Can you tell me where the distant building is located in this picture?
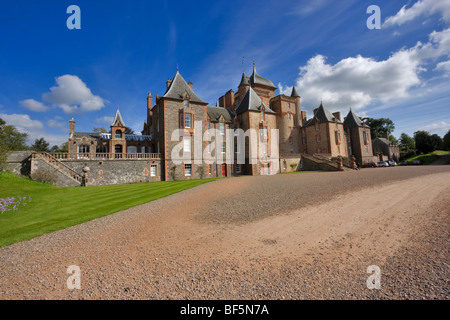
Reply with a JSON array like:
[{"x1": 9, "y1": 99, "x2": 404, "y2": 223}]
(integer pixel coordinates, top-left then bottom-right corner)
[
  {"x1": 372, "y1": 134, "x2": 400, "y2": 162},
  {"x1": 343, "y1": 109, "x2": 374, "y2": 165}
]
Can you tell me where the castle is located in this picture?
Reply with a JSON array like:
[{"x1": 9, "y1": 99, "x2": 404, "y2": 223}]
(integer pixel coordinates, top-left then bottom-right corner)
[{"x1": 26, "y1": 64, "x2": 379, "y2": 186}]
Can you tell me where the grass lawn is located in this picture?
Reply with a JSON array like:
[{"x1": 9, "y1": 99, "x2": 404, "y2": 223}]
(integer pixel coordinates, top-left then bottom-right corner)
[
  {"x1": 406, "y1": 150, "x2": 450, "y2": 165},
  {"x1": 0, "y1": 172, "x2": 218, "y2": 248}
]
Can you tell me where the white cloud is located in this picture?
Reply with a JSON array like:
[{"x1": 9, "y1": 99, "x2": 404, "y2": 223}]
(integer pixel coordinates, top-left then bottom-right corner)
[
  {"x1": 96, "y1": 116, "x2": 114, "y2": 124},
  {"x1": 280, "y1": 24, "x2": 450, "y2": 116},
  {"x1": 19, "y1": 99, "x2": 49, "y2": 112},
  {"x1": 47, "y1": 116, "x2": 67, "y2": 132},
  {"x1": 42, "y1": 75, "x2": 106, "y2": 114},
  {"x1": 384, "y1": 0, "x2": 450, "y2": 28},
  {"x1": 0, "y1": 112, "x2": 67, "y2": 146},
  {"x1": 0, "y1": 113, "x2": 44, "y2": 133},
  {"x1": 419, "y1": 121, "x2": 450, "y2": 134}
]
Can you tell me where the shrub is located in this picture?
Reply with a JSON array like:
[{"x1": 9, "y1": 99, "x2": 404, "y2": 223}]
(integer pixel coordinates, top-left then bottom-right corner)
[
  {"x1": 30, "y1": 170, "x2": 57, "y2": 185},
  {"x1": 197, "y1": 166, "x2": 205, "y2": 179}
]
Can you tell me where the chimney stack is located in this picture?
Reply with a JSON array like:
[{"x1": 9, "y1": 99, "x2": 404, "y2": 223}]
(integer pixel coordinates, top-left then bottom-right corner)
[
  {"x1": 333, "y1": 112, "x2": 341, "y2": 121},
  {"x1": 166, "y1": 79, "x2": 172, "y2": 89},
  {"x1": 188, "y1": 81, "x2": 193, "y2": 89},
  {"x1": 69, "y1": 118, "x2": 75, "y2": 137}
]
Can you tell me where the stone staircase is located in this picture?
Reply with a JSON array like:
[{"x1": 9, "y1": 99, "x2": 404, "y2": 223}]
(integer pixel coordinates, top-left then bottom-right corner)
[
  {"x1": 302, "y1": 153, "x2": 352, "y2": 171},
  {"x1": 32, "y1": 152, "x2": 83, "y2": 185}
]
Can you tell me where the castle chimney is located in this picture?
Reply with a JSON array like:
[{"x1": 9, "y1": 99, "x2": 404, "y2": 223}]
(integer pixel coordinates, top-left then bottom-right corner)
[
  {"x1": 333, "y1": 112, "x2": 341, "y2": 121},
  {"x1": 166, "y1": 79, "x2": 172, "y2": 89},
  {"x1": 69, "y1": 118, "x2": 75, "y2": 137}
]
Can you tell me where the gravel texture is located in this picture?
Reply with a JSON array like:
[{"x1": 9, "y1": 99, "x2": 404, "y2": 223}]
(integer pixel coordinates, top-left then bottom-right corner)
[{"x1": 0, "y1": 165, "x2": 449, "y2": 300}]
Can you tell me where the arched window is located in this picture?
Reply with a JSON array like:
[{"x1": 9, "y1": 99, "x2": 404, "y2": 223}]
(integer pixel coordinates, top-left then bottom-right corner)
[{"x1": 78, "y1": 145, "x2": 90, "y2": 153}]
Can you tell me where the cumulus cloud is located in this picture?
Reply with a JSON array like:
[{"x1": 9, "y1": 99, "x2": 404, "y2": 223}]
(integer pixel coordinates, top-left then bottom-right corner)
[
  {"x1": 0, "y1": 112, "x2": 67, "y2": 146},
  {"x1": 42, "y1": 75, "x2": 106, "y2": 114},
  {"x1": 279, "y1": 48, "x2": 423, "y2": 113},
  {"x1": 383, "y1": 0, "x2": 450, "y2": 27},
  {"x1": 19, "y1": 99, "x2": 49, "y2": 112},
  {"x1": 419, "y1": 121, "x2": 450, "y2": 134},
  {"x1": 280, "y1": 25, "x2": 450, "y2": 115}
]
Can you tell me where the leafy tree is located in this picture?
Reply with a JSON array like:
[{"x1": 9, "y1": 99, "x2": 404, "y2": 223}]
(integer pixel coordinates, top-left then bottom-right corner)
[
  {"x1": 0, "y1": 118, "x2": 28, "y2": 151},
  {"x1": 414, "y1": 131, "x2": 434, "y2": 154},
  {"x1": 389, "y1": 135, "x2": 398, "y2": 144},
  {"x1": 443, "y1": 129, "x2": 450, "y2": 151},
  {"x1": 362, "y1": 117, "x2": 395, "y2": 139},
  {"x1": 0, "y1": 117, "x2": 29, "y2": 171},
  {"x1": 399, "y1": 133, "x2": 415, "y2": 152},
  {"x1": 31, "y1": 137, "x2": 50, "y2": 152},
  {"x1": 93, "y1": 127, "x2": 108, "y2": 133},
  {"x1": 430, "y1": 134, "x2": 443, "y2": 150},
  {"x1": 49, "y1": 142, "x2": 68, "y2": 153}
]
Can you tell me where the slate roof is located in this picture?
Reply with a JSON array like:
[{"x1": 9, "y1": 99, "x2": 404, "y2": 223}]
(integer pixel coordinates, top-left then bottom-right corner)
[
  {"x1": 343, "y1": 109, "x2": 365, "y2": 129},
  {"x1": 249, "y1": 65, "x2": 276, "y2": 89},
  {"x1": 374, "y1": 137, "x2": 393, "y2": 145},
  {"x1": 235, "y1": 87, "x2": 276, "y2": 115},
  {"x1": 207, "y1": 106, "x2": 233, "y2": 123},
  {"x1": 163, "y1": 70, "x2": 207, "y2": 104},
  {"x1": 111, "y1": 107, "x2": 125, "y2": 127},
  {"x1": 239, "y1": 72, "x2": 249, "y2": 86},
  {"x1": 291, "y1": 86, "x2": 300, "y2": 98},
  {"x1": 72, "y1": 132, "x2": 101, "y2": 139},
  {"x1": 305, "y1": 102, "x2": 341, "y2": 127}
]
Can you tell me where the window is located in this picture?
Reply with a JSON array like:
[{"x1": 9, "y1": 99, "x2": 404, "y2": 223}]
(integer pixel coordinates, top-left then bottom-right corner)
[
  {"x1": 335, "y1": 131, "x2": 341, "y2": 144},
  {"x1": 185, "y1": 164, "x2": 192, "y2": 176},
  {"x1": 179, "y1": 113, "x2": 184, "y2": 128},
  {"x1": 261, "y1": 109, "x2": 265, "y2": 121},
  {"x1": 263, "y1": 127, "x2": 268, "y2": 138},
  {"x1": 283, "y1": 161, "x2": 287, "y2": 170},
  {"x1": 184, "y1": 137, "x2": 191, "y2": 153},
  {"x1": 236, "y1": 164, "x2": 242, "y2": 173},
  {"x1": 221, "y1": 142, "x2": 226, "y2": 153},
  {"x1": 184, "y1": 113, "x2": 192, "y2": 128},
  {"x1": 207, "y1": 120, "x2": 210, "y2": 130},
  {"x1": 183, "y1": 99, "x2": 189, "y2": 109},
  {"x1": 288, "y1": 113, "x2": 291, "y2": 120},
  {"x1": 208, "y1": 141, "x2": 211, "y2": 153},
  {"x1": 316, "y1": 135, "x2": 321, "y2": 142},
  {"x1": 127, "y1": 146, "x2": 137, "y2": 154},
  {"x1": 315, "y1": 122, "x2": 319, "y2": 131},
  {"x1": 317, "y1": 148, "x2": 321, "y2": 154},
  {"x1": 262, "y1": 143, "x2": 268, "y2": 154},
  {"x1": 78, "y1": 145, "x2": 90, "y2": 153},
  {"x1": 288, "y1": 103, "x2": 291, "y2": 109},
  {"x1": 363, "y1": 131, "x2": 369, "y2": 145},
  {"x1": 150, "y1": 165, "x2": 157, "y2": 177},
  {"x1": 115, "y1": 130, "x2": 122, "y2": 138},
  {"x1": 208, "y1": 165, "x2": 212, "y2": 175},
  {"x1": 220, "y1": 123, "x2": 225, "y2": 135},
  {"x1": 235, "y1": 138, "x2": 239, "y2": 153}
]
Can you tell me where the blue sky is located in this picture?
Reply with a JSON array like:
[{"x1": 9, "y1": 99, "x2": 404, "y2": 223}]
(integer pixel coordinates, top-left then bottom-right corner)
[{"x1": 1, "y1": 0, "x2": 449, "y2": 146}]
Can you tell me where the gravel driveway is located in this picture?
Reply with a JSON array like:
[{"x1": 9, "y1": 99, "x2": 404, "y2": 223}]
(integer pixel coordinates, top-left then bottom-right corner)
[{"x1": 0, "y1": 165, "x2": 449, "y2": 300}]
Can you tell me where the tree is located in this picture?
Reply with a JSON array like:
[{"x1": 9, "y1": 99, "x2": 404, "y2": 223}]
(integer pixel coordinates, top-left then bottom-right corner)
[
  {"x1": 0, "y1": 118, "x2": 28, "y2": 151},
  {"x1": 362, "y1": 117, "x2": 395, "y2": 139},
  {"x1": 31, "y1": 137, "x2": 50, "y2": 152},
  {"x1": 443, "y1": 129, "x2": 450, "y2": 151},
  {"x1": 399, "y1": 133, "x2": 415, "y2": 152},
  {"x1": 389, "y1": 135, "x2": 398, "y2": 144},
  {"x1": 93, "y1": 127, "x2": 108, "y2": 133},
  {"x1": 0, "y1": 117, "x2": 29, "y2": 171},
  {"x1": 414, "y1": 131, "x2": 434, "y2": 154},
  {"x1": 430, "y1": 134, "x2": 443, "y2": 150}
]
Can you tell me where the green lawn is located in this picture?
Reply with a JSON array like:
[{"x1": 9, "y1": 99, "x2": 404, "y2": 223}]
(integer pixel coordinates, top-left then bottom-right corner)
[
  {"x1": 406, "y1": 150, "x2": 450, "y2": 165},
  {"x1": 0, "y1": 172, "x2": 218, "y2": 248}
]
